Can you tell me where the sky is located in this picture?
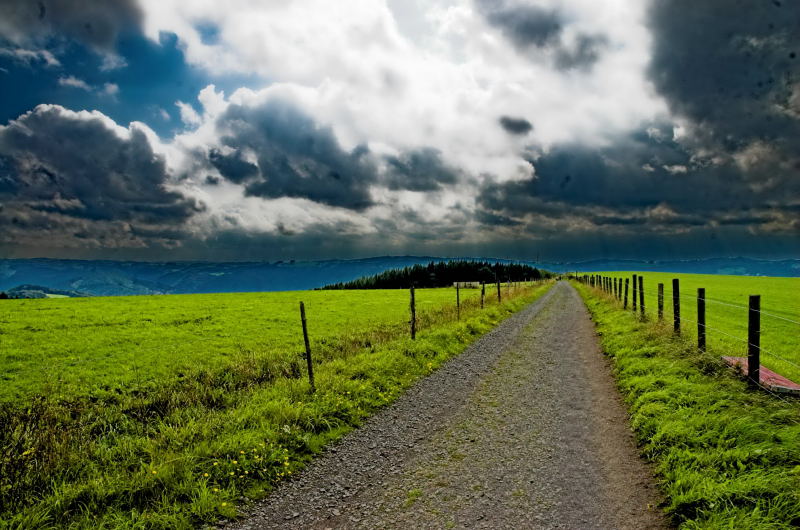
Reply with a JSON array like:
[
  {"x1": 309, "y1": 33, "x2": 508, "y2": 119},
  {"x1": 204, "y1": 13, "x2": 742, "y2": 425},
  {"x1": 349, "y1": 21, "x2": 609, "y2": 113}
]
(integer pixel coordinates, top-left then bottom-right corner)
[{"x1": 0, "y1": 0, "x2": 798, "y2": 262}]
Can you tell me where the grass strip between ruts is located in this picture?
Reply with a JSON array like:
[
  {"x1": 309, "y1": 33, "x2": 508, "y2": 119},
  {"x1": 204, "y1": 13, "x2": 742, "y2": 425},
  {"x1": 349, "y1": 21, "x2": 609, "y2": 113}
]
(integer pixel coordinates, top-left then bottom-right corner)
[{"x1": 574, "y1": 282, "x2": 800, "y2": 529}]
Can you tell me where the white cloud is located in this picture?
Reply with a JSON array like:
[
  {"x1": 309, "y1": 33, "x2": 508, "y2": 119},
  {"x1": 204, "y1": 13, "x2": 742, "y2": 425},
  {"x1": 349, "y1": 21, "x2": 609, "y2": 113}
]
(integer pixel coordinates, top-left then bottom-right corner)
[
  {"x1": 140, "y1": 0, "x2": 664, "y2": 158},
  {"x1": 58, "y1": 75, "x2": 92, "y2": 91},
  {"x1": 0, "y1": 47, "x2": 61, "y2": 67},
  {"x1": 175, "y1": 100, "x2": 202, "y2": 126},
  {"x1": 130, "y1": 0, "x2": 669, "y2": 244},
  {"x1": 57, "y1": 77, "x2": 120, "y2": 98},
  {"x1": 102, "y1": 82, "x2": 120, "y2": 97},
  {"x1": 99, "y1": 53, "x2": 128, "y2": 71}
]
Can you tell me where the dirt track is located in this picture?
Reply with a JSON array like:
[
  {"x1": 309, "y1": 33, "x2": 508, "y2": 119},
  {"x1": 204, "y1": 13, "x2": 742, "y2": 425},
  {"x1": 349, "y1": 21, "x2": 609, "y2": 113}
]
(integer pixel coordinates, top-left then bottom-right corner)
[{"x1": 226, "y1": 282, "x2": 667, "y2": 529}]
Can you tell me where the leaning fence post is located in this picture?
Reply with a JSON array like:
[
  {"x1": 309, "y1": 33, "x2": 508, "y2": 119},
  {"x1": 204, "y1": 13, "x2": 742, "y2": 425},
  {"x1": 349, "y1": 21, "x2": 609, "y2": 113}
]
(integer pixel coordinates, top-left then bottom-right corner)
[
  {"x1": 672, "y1": 278, "x2": 680, "y2": 334},
  {"x1": 299, "y1": 302, "x2": 316, "y2": 393},
  {"x1": 748, "y1": 295, "x2": 761, "y2": 388},
  {"x1": 639, "y1": 276, "x2": 645, "y2": 318},
  {"x1": 658, "y1": 283, "x2": 664, "y2": 321},
  {"x1": 410, "y1": 286, "x2": 416, "y2": 340},
  {"x1": 481, "y1": 282, "x2": 485, "y2": 309},
  {"x1": 632, "y1": 274, "x2": 638, "y2": 311},
  {"x1": 624, "y1": 279, "x2": 629, "y2": 309},
  {"x1": 697, "y1": 288, "x2": 706, "y2": 351},
  {"x1": 456, "y1": 282, "x2": 461, "y2": 320}
]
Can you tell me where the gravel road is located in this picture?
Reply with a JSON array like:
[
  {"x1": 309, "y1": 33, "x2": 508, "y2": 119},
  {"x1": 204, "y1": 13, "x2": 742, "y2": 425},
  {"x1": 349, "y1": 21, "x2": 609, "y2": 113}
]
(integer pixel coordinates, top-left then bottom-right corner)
[{"x1": 226, "y1": 282, "x2": 667, "y2": 529}]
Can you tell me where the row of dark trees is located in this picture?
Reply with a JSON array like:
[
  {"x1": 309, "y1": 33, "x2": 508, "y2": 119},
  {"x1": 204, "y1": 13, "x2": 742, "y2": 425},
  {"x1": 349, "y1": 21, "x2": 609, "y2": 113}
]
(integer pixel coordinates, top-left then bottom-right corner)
[{"x1": 322, "y1": 260, "x2": 551, "y2": 290}]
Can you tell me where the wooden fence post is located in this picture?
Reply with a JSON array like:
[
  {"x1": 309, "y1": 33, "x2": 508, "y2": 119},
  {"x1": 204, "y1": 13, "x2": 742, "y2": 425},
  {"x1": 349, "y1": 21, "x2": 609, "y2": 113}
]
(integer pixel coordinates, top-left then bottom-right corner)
[
  {"x1": 481, "y1": 282, "x2": 485, "y2": 309},
  {"x1": 456, "y1": 283, "x2": 461, "y2": 320},
  {"x1": 299, "y1": 302, "x2": 316, "y2": 393},
  {"x1": 697, "y1": 288, "x2": 706, "y2": 351},
  {"x1": 748, "y1": 295, "x2": 761, "y2": 387},
  {"x1": 410, "y1": 286, "x2": 416, "y2": 340},
  {"x1": 638, "y1": 276, "x2": 645, "y2": 318},
  {"x1": 632, "y1": 274, "x2": 637, "y2": 311},
  {"x1": 496, "y1": 279, "x2": 502, "y2": 303},
  {"x1": 672, "y1": 279, "x2": 680, "y2": 334},
  {"x1": 658, "y1": 283, "x2": 664, "y2": 321},
  {"x1": 624, "y1": 279, "x2": 629, "y2": 309}
]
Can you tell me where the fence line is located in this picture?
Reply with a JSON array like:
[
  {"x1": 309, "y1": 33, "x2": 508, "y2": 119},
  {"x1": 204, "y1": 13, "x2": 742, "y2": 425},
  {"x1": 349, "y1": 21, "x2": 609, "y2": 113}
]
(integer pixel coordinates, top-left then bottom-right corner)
[{"x1": 573, "y1": 273, "x2": 800, "y2": 398}]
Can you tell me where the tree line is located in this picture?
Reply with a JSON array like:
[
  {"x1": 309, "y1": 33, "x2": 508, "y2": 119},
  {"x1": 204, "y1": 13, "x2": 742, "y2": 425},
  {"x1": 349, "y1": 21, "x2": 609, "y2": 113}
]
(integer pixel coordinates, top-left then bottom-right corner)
[{"x1": 321, "y1": 260, "x2": 551, "y2": 290}]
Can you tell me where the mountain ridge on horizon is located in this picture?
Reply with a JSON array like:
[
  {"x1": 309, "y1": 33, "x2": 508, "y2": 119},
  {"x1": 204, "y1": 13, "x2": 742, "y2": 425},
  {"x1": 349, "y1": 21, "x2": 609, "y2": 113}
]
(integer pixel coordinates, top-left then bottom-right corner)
[{"x1": 1, "y1": 256, "x2": 798, "y2": 297}]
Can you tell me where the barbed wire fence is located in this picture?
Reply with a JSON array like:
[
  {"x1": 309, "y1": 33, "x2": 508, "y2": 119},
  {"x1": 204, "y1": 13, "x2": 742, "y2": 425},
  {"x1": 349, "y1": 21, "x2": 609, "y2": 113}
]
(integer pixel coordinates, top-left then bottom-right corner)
[{"x1": 574, "y1": 272, "x2": 800, "y2": 402}]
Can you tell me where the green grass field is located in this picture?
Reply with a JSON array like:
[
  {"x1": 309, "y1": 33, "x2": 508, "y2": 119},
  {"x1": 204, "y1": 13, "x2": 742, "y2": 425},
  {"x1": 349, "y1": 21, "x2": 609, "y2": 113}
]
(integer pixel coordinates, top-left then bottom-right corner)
[
  {"x1": 0, "y1": 282, "x2": 550, "y2": 528},
  {"x1": 575, "y1": 282, "x2": 800, "y2": 528},
  {"x1": 0, "y1": 287, "x2": 487, "y2": 402},
  {"x1": 593, "y1": 272, "x2": 800, "y2": 384}
]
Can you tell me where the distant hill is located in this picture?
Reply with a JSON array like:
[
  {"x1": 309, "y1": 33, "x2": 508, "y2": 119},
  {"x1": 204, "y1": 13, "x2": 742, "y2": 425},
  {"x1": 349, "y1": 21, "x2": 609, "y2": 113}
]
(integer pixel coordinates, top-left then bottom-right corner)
[
  {"x1": 3, "y1": 284, "x2": 90, "y2": 299},
  {"x1": 557, "y1": 257, "x2": 800, "y2": 277},
  {"x1": 0, "y1": 256, "x2": 797, "y2": 297},
  {"x1": 322, "y1": 260, "x2": 552, "y2": 289}
]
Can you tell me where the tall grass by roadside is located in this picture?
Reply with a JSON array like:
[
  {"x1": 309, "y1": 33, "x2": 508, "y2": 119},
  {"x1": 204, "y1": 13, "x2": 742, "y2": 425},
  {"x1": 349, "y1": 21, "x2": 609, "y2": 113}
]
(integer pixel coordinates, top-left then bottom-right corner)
[
  {"x1": 575, "y1": 282, "x2": 800, "y2": 529},
  {"x1": 596, "y1": 272, "x2": 800, "y2": 383},
  {"x1": 1, "y1": 282, "x2": 552, "y2": 529}
]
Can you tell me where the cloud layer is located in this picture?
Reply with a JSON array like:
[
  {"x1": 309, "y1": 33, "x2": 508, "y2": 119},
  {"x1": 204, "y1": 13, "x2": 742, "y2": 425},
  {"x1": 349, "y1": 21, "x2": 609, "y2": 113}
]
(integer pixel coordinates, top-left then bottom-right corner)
[
  {"x1": 0, "y1": 0, "x2": 797, "y2": 260},
  {"x1": 0, "y1": 105, "x2": 200, "y2": 250}
]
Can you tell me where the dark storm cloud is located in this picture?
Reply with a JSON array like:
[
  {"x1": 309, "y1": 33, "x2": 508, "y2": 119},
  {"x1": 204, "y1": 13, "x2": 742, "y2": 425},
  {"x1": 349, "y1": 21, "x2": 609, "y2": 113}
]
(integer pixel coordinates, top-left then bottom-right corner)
[
  {"x1": 384, "y1": 148, "x2": 461, "y2": 191},
  {"x1": 206, "y1": 100, "x2": 468, "y2": 206},
  {"x1": 0, "y1": 0, "x2": 143, "y2": 51},
  {"x1": 554, "y1": 34, "x2": 608, "y2": 71},
  {"x1": 476, "y1": 120, "x2": 800, "y2": 234},
  {"x1": 0, "y1": 104, "x2": 201, "y2": 247},
  {"x1": 475, "y1": 209, "x2": 522, "y2": 227},
  {"x1": 476, "y1": 0, "x2": 606, "y2": 71},
  {"x1": 647, "y1": 0, "x2": 800, "y2": 149},
  {"x1": 210, "y1": 100, "x2": 378, "y2": 210},
  {"x1": 208, "y1": 148, "x2": 259, "y2": 184},
  {"x1": 475, "y1": 0, "x2": 800, "y2": 242},
  {"x1": 478, "y1": 1, "x2": 562, "y2": 49},
  {"x1": 474, "y1": 1, "x2": 800, "y2": 240},
  {"x1": 499, "y1": 116, "x2": 533, "y2": 135}
]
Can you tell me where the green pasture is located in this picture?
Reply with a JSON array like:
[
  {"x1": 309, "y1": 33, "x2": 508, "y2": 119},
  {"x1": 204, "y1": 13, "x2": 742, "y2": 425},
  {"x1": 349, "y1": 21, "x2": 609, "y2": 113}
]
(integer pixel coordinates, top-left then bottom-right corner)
[
  {"x1": 594, "y1": 272, "x2": 800, "y2": 383},
  {"x1": 0, "y1": 286, "x2": 488, "y2": 403},
  {"x1": 0, "y1": 282, "x2": 549, "y2": 528}
]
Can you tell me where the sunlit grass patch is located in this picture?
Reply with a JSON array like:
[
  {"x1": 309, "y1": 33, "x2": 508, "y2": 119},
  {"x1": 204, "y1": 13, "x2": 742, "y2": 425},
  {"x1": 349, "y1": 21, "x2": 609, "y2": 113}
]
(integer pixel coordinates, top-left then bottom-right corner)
[
  {"x1": 575, "y1": 282, "x2": 800, "y2": 529},
  {"x1": 0, "y1": 282, "x2": 551, "y2": 528}
]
